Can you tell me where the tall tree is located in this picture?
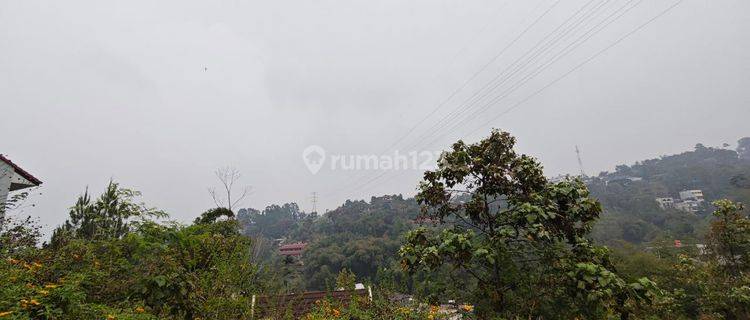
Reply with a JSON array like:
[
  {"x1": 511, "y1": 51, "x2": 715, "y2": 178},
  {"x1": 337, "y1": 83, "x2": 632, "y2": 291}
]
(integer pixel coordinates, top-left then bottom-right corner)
[
  {"x1": 399, "y1": 130, "x2": 655, "y2": 318},
  {"x1": 707, "y1": 200, "x2": 750, "y2": 276},
  {"x1": 50, "y1": 181, "x2": 165, "y2": 247},
  {"x1": 664, "y1": 200, "x2": 750, "y2": 319}
]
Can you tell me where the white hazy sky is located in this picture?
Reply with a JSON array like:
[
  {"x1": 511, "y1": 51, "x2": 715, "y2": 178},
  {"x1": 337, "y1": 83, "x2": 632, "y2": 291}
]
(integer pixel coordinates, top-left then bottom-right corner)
[{"x1": 2, "y1": 0, "x2": 749, "y2": 236}]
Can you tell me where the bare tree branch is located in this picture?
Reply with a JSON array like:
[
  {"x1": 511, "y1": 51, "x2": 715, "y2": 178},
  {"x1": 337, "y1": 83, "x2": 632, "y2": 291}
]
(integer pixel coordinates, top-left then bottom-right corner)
[{"x1": 208, "y1": 166, "x2": 252, "y2": 212}]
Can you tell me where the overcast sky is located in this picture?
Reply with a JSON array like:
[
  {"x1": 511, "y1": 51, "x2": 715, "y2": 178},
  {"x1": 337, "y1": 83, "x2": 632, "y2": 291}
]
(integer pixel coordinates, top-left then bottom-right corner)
[{"x1": 2, "y1": 0, "x2": 748, "y2": 235}]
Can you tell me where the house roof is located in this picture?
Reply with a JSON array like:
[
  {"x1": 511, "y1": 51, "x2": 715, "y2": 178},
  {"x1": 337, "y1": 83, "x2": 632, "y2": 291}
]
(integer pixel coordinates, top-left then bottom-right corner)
[
  {"x1": 0, "y1": 154, "x2": 42, "y2": 185},
  {"x1": 255, "y1": 289, "x2": 368, "y2": 318},
  {"x1": 280, "y1": 242, "x2": 307, "y2": 250}
]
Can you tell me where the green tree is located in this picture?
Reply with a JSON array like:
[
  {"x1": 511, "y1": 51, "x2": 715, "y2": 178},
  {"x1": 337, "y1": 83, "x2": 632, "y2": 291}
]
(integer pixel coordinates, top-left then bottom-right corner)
[
  {"x1": 707, "y1": 200, "x2": 750, "y2": 275},
  {"x1": 238, "y1": 203, "x2": 304, "y2": 239},
  {"x1": 700, "y1": 200, "x2": 750, "y2": 318},
  {"x1": 335, "y1": 268, "x2": 357, "y2": 290},
  {"x1": 194, "y1": 207, "x2": 234, "y2": 224},
  {"x1": 399, "y1": 130, "x2": 656, "y2": 318},
  {"x1": 50, "y1": 181, "x2": 166, "y2": 247}
]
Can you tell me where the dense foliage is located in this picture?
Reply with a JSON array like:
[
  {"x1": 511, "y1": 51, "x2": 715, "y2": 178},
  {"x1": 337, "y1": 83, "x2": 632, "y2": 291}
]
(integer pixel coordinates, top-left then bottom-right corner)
[
  {"x1": 300, "y1": 196, "x2": 418, "y2": 290},
  {"x1": 2, "y1": 184, "x2": 263, "y2": 319}
]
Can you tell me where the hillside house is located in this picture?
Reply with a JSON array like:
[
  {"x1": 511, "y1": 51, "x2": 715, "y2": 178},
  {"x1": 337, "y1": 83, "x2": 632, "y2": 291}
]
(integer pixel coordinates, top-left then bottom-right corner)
[
  {"x1": 279, "y1": 242, "x2": 307, "y2": 257},
  {"x1": 679, "y1": 190, "x2": 705, "y2": 203},
  {"x1": 655, "y1": 197, "x2": 675, "y2": 210},
  {"x1": 655, "y1": 189, "x2": 705, "y2": 213}
]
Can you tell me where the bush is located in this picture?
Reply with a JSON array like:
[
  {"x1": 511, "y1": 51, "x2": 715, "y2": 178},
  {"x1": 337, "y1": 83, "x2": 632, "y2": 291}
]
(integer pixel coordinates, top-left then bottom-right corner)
[{"x1": 1, "y1": 219, "x2": 262, "y2": 319}]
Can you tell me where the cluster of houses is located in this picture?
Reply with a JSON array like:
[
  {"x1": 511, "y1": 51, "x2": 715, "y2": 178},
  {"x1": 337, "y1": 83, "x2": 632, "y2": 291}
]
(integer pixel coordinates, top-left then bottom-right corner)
[{"x1": 655, "y1": 190, "x2": 705, "y2": 213}]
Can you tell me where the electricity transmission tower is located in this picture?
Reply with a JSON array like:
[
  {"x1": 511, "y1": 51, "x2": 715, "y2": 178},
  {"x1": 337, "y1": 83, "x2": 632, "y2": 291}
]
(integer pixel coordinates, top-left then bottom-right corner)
[
  {"x1": 575, "y1": 145, "x2": 586, "y2": 177},
  {"x1": 310, "y1": 192, "x2": 318, "y2": 214}
]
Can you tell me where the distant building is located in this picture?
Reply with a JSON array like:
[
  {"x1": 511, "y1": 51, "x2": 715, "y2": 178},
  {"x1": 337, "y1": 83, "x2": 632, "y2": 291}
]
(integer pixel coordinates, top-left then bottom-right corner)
[
  {"x1": 656, "y1": 189, "x2": 705, "y2": 213},
  {"x1": 655, "y1": 197, "x2": 675, "y2": 210},
  {"x1": 279, "y1": 242, "x2": 307, "y2": 257},
  {"x1": 1, "y1": 155, "x2": 42, "y2": 216},
  {"x1": 679, "y1": 190, "x2": 705, "y2": 203},
  {"x1": 675, "y1": 200, "x2": 702, "y2": 213},
  {"x1": 602, "y1": 175, "x2": 642, "y2": 186}
]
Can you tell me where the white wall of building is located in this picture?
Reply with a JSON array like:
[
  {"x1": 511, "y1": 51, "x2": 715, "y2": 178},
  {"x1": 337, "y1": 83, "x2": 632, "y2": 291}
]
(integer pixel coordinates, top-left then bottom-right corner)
[
  {"x1": 679, "y1": 190, "x2": 705, "y2": 202},
  {"x1": 655, "y1": 197, "x2": 675, "y2": 209},
  {"x1": 0, "y1": 161, "x2": 12, "y2": 216},
  {"x1": 0, "y1": 160, "x2": 39, "y2": 217}
]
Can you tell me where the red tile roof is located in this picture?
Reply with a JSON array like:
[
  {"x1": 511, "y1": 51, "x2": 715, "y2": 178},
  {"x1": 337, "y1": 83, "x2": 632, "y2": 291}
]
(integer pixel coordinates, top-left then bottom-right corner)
[
  {"x1": 279, "y1": 242, "x2": 307, "y2": 256},
  {"x1": 280, "y1": 242, "x2": 307, "y2": 250},
  {"x1": 0, "y1": 154, "x2": 42, "y2": 185}
]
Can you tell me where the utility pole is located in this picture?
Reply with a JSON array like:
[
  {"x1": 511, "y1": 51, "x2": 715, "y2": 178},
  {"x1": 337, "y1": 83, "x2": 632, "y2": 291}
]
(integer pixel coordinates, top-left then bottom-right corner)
[
  {"x1": 310, "y1": 192, "x2": 318, "y2": 214},
  {"x1": 575, "y1": 145, "x2": 586, "y2": 177}
]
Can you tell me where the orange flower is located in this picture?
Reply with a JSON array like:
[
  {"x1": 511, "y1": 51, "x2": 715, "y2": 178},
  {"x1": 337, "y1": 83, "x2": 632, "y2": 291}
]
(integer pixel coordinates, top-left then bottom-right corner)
[
  {"x1": 430, "y1": 305, "x2": 439, "y2": 313},
  {"x1": 107, "y1": 315, "x2": 116, "y2": 320},
  {"x1": 135, "y1": 307, "x2": 145, "y2": 313},
  {"x1": 332, "y1": 309, "x2": 341, "y2": 317},
  {"x1": 29, "y1": 299, "x2": 40, "y2": 306}
]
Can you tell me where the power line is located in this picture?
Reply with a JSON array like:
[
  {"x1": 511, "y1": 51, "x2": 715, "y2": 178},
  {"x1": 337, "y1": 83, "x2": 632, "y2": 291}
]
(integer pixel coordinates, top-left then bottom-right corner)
[
  {"x1": 329, "y1": 0, "x2": 603, "y2": 199},
  {"x1": 320, "y1": 0, "x2": 561, "y2": 198},
  {"x1": 375, "y1": 0, "x2": 561, "y2": 156},
  {"x1": 336, "y1": 0, "x2": 624, "y2": 198},
  {"x1": 401, "y1": 0, "x2": 617, "y2": 153},
  {"x1": 461, "y1": 0, "x2": 685, "y2": 138},
  {"x1": 419, "y1": 0, "x2": 644, "y2": 150},
  {"x1": 339, "y1": 0, "x2": 684, "y2": 198}
]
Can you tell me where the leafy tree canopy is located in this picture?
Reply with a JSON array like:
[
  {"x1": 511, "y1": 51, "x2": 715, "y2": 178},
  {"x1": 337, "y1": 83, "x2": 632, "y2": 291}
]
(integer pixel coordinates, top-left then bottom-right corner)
[
  {"x1": 50, "y1": 181, "x2": 166, "y2": 248},
  {"x1": 399, "y1": 130, "x2": 656, "y2": 318}
]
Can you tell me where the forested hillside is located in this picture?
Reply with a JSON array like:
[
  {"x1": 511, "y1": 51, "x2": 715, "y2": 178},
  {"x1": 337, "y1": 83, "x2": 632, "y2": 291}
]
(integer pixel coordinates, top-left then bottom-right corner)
[
  {"x1": 236, "y1": 196, "x2": 424, "y2": 292},
  {"x1": 590, "y1": 142, "x2": 750, "y2": 245},
  {"x1": 238, "y1": 139, "x2": 750, "y2": 293}
]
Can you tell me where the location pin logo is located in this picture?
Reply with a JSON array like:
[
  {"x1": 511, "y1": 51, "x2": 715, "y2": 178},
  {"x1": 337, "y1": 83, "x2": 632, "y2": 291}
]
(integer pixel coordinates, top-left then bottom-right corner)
[{"x1": 302, "y1": 145, "x2": 326, "y2": 175}]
